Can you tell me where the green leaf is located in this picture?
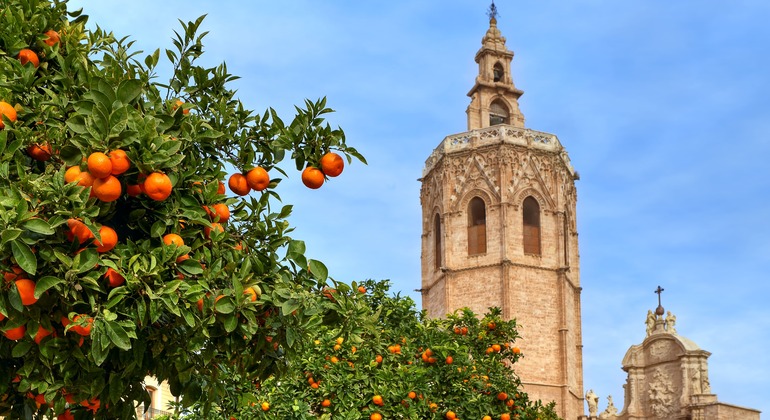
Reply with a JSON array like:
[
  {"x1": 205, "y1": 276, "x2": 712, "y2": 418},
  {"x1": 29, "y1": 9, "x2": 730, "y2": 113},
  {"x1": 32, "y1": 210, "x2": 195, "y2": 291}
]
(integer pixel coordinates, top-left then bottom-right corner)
[
  {"x1": 76, "y1": 249, "x2": 99, "y2": 274},
  {"x1": 116, "y1": 79, "x2": 143, "y2": 104},
  {"x1": 22, "y1": 218, "x2": 54, "y2": 235},
  {"x1": 178, "y1": 259, "x2": 203, "y2": 276},
  {"x1": 286, "y1": 327, "x2": 298, "y2": 348},
  {"x1": 1, "y1": 228, "x2": 22, "y2": 246},
  {"x1": 105, "y1": 321, "x2": 131, "y2": 350},
  {"x1": 308, "y1": 259, "x2": 328, "y2": 281},
  {"x1": 280, "y1": 299, "x2": 300, "y2": 316},
  {"x1": 223, "y1": 314, "x2": 237, "y2": 333},
  {"x1": 12, "y1": 341, "x2": 33, "y2": 358},
  {"x1": 11, "y1": 239, "x2": 36, "y2": 276},
  {"x1": 214, "y1": 296, "x2": 235, "y2": 314},
  {"x1": 34, "y1": 276, "x2": 63, "y2": 298},
  {"x1": 150, "y1": 220, "x2": 165, "y2": 238}
]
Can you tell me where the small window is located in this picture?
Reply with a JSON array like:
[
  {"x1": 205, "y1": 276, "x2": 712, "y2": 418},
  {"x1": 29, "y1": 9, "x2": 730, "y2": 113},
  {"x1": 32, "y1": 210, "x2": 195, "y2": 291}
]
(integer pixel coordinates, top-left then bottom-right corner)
[
  {"x1": 523, "y1": 197, "x2": 541, "y2": 255},
  {"x1": 434, "y1": 214, "x2": 442, "y2": 269},
  {"x1": 468, "y1": 197, "x2": 487, "y2": 255},
  {"x1": 489, "y1": 100, "x2": 509, "y2": 126},
  {"x1": 493, "y1": 63, "x2": 504, "y2": 82}
]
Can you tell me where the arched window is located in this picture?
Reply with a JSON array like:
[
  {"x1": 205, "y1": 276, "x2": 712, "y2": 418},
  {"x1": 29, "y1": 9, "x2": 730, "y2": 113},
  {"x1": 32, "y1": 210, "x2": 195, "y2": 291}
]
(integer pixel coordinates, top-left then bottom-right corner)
[
  {"x1": 489, "y1": 100, "x2": 509, "y2": 126},
  {"x1": 468, "y1": 197, "x2": 487, "y2": 255},
  {"x1": 493, "y1": 62, "x2": 504, "y2": 82},
  {"x1": 523, "y1": 196, "x2": 541, "y2": 255},
  {"x1": 433, "y1": 213, "x2": 442, "y2": 269}
]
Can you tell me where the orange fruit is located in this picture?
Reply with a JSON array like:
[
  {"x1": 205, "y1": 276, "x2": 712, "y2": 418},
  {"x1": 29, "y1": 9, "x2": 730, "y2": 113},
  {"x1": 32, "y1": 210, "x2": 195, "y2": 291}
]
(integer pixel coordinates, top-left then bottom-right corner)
[
  {"x1": 64, "y1": 166, "x2": 82, "y2": 183},
  {"x1": 246, "y1": 167, "x2": 270, "y2": 191},
  {"x1": 204, "y1": 222, "x2": 224, "y2": 238},
  {"x1": 512, "y1": 347, "x2": 521, "y2": 354},
  {"x1": 500, "y1": 414, "x2": 511, "y2": 420},
  {"x1": 76, "y1": 171, "x2": 95, "y2": 187},
  {"x1": 244, "y1": 287, "x2": 258, "y2": 302},
  {"x1": 95, "y1": 226, "x2": 117, "y2": 252},
  {"x1": 321, "y1": 399, "x2": 331, "y2": 408},
  {"x1": 173, "y1": 99, "x2": 189, "y2": 115},
  {"x1": 33, "y1": 325, "x2": 53, "y2": 344},
  {"x1": 217, "y1": 181, "x2": 226, "y2": 194},
  {"x1": 310, "y1": 382, "x2": 319, "y2": 389},
  {"x1": 483, "y1": 417, "x2": 492, "y2": 420},
  {"x1": 104, "y1": 268, "x2": 125, "y2": 287},
  {"x1": 358, "y1": 285, "x2": 366, "y2": 293},
  {"x1": 488, "y1": 322, "x2": 496, "y2": 330},
  {"x1": 372, "y1": 395, "x2": 383, "y2": 406},
  {"x1": 27, "y1": 143, "x2": 52, "y2": 161},
  {"x1": 58, "y1": 410, "x2": 75, "y2": 420},
  {"x1": 163, "y1": 233, "x2": 184, "y2": 247},
  {"x1": 497, "y1": 392, "x2": 508, "y2": 401},
  {"x1": 71, "y1": 315, "x2": 93, "y2": 336},
  {"x1": 68, "y1": 218, "x2": 94, "y2": 244},
  {"x1": 209, "y1": 203, "x2": 230, "y2": 222},
  {"x1": 126, "y1": 184, "x2": 143, "y2": 196},
  {"x1": 445, "y1": 356, "x2": 453, "y2": 364},
  {"x1": 375, "y1": 354, "x2": 383, "y2": 363},
  {"x1": 44, "y1": 30, "x2": 60, "y2": 46},
  {"x1": 87, "y1": 152, "x2": 112, "y2": 179},
  {"x1": 3, "y1": 324, "x2": 26, "y2": 340},
  {"x1": 228, "y1": 173, "x2": 250, "y2": 196},
  {"x1": 144, "y1": 172, "x2": 173, "y2": 201},
  {"x1": 408, "y1": 391, "x2": 416, "y2": 399},
  {"x1": 18, "y1": 49, "x2": 39, "y2": 67},
  {"x1": 0, "y1": 101, "x2": 18, "y2": 129},
  {"x1": 108, "y1": 149, "x2": 130, "y2": 175},
  {"x1": 0, "y1": 312, "x2": 5, "y2": 321},
  {"x1": 370, "y1": 414, "x2": 382, "y2": 420},
  {"x1": 445, "y1": 411, "x2": 456, "y2": 420},
  {"x1": 492, "y1": 344, "x2": 501, "y2": 352},
  {"x1": 15, "y1": 279, "x2": 38, "y2": 306},
  {"x1": 3, "y1": 266, "x2": 23, "y2": 282},
  {"x1": 92, "y1": 175, "x2": 121, "y2": 202},
  {"x1": 301, "y1": 166, "x2": 324, "y2": 189},
  {"x1": 261, "y1": 402, "x2": 269, "y2": 411},
  {"x1": 320, "y1": 152, "x2": 344, "y2": 177}
]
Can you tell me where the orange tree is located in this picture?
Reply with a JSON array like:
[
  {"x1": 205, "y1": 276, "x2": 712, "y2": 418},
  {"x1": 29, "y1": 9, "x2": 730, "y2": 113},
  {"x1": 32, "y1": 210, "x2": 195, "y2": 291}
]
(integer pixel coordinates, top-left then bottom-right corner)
[
  {"x1": 0, "y1": 0, "x2": 365, "y2": 418},
  {"x1": 185, "y1": 280, "x2": 561, "y2": 420}
]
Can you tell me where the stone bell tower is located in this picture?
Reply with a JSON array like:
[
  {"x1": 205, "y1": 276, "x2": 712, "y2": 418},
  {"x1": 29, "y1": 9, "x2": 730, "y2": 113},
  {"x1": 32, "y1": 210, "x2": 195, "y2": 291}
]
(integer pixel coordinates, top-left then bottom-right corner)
[{"x1": 419, "y1": 4, "x2": 585, "y2": 419}]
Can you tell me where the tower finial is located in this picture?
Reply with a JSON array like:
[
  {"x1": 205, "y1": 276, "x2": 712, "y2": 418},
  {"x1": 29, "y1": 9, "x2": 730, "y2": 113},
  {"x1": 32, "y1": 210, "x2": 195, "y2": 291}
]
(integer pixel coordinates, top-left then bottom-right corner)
[
  {"x1": 487, "y1": 1, "x2": 499, "y2": 23},
  {"x1": 654, "y1": 285, "x2": 665, "y2": 316}
]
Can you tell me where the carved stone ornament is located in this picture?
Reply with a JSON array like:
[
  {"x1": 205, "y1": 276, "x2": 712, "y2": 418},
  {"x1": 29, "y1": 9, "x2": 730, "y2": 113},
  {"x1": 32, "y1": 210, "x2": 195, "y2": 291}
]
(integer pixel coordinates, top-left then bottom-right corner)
[{"x1": 647, "y1": 368, "x2": 676, "y2": 417}]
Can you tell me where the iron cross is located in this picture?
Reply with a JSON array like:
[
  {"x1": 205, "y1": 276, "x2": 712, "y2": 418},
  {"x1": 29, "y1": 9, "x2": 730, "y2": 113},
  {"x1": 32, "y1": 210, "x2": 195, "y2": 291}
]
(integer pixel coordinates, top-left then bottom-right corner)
[{"x1": 655, "y1": 285, "x2": 664, "y2": 307}]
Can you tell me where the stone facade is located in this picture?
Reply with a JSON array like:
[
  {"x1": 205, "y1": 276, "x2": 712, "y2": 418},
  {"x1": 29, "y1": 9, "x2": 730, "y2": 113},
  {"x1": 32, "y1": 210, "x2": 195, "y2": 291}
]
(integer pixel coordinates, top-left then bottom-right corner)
[
  {"x1": 420, "y1": 13, "x2": 585, "y2": 420},
  {"x1": 588, "y1": 311, "x2": 760, "y2": 420}
]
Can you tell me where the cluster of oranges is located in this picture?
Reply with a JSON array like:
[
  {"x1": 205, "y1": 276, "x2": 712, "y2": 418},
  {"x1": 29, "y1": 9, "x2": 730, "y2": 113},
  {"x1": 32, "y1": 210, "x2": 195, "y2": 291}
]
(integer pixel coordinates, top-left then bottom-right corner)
[
  {"x1": 301, "y1": 151, "x2": 344, "y2": 189},
  {"x1": 228, "y1": 166, "x2": 269, "y2": 196}
]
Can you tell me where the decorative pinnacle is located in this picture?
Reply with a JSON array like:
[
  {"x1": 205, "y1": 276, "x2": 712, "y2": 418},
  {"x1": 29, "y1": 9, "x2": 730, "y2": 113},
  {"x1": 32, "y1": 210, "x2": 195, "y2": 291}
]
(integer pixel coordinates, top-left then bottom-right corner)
[
  {"x1": 487, "y1": 1, "x2": 499, "y2": 22},
  {"x1": 654, "y1": 285, "x2": 665, "y2": 316}
]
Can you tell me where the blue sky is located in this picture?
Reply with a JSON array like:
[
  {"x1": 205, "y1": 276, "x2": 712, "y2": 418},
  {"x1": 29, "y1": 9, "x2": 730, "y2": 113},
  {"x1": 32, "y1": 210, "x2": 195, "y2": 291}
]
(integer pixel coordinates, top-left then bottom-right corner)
[{"x1": 69, "y1": 0, "x2": 770, "y2": 415}]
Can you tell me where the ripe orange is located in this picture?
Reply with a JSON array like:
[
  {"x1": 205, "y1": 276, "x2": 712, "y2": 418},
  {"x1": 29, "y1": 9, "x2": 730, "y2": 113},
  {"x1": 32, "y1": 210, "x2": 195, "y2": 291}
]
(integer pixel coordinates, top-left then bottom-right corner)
[
  {"x1": 3, "y1": 324, "x2": 26, "y2": 340},
  {"x1": 445, "y1": 410, "x2": 456, "y2": 420},
  {"x1": 209, "y1": 203, "x2": 230, "y2": 222},
  {"x1": 76, "y1": 171, "x2": 95, "y2": 187},
  {"x1": 68, "y1": 218, "x2": 94, "y2": 244},
  {"x1": 372, "y1": 395, "x2": 383, "y2": 406},
  {"x1": 497, "y1": 392, "x2": 508, "y2": 401},
  {"x1": 408, "y1": 391, "x2": 416, "y2": 399},
  {"x1": 104, "y1": 268, "x2": 125, "y2": 287},
  {"x1": 44, "y1": 30, "x2": 60, "y2": 46},
  {"x1": 163, "y1": 233, "x2": 184, "y2": 247},
  {"x1": 321, "y1": 399, "x2": 331, "y2": 408},
  {"x1": 126, "y1": 184, "x2": 143, "y2": 196},
  {"x1": 244, "y1": 287, "x2": 258, "y2": 302},
  {"x1": 358, "y1": 285, "x2": 366, "y2": 293},
  {"x1": 144, "y1": 172, "x2": 173, "y2": 201},
  {"x1": 375, "y1": 354, "x2": 383, "y2": 363},
  {"x1": 64, "y1": 166, "x2": 82, "y2": 183},
  {"x1": 370, "y1": 414, "x2": 382, "y2": 420},
  {"x1": 483, "y1": 416, "x2": 492, "y2": 420},
  {"x1": 492, "y1": 344, "x2": 502, "y2": 353},
  {"x1": 173, "y1": 99, "x2": 189, "y2": 115},
  {"x1": 0, "y1": 312, "x2": 4, "y2": 321},
  {"x1": 87, "y1": 152, "x2": 112, "y2": 179},
  {"x1": 27, "y1": 143, "x2": 52, "y2": 161},
  {"x1": 204, "y1": 222, "x2": 224, "y2": 238},
  {"x1": 0, "y1": 101, "x2": 18, "y2": 129},
  {"x1": 33, "y1": 325, "x2": 53, "y2": 344},
  {"x1": 512, "y1": 347, "x2": 521, "y2": 354},
  {"x1": 245, "y1": 167, "x2": 270, "y2": 191},
  {"x1": 15, "y1": 278, "x2": 37, "y2": 306},
  {"x1": 94, "y1": 226, "x2": 117, "y2": 253},
  {"x1": 500, "y1": 414, "x2": 511, "y2": 420},
  {"x1": 261, "y1": 402, "x2": 269, "y2": 411},
  {"x1": 310, "y1": 382, "x2": 319, "y2": 389},
  {"x1": 92, "y1": 175, "x2": 121, "y2": 202},
  {"x1": 488, "y1": 322, "x2": 496, "y2": 330},
  {"x1": 301, "y1": 166, "x2": 324, "y2": 189},
  {"x1": 71, "y1": 314, "x2": 93, "y2": 336},
  {"x1": 18, "y1": 49, "x2": 39, "y2": 67},
  {"x1": 228, "y1": 173, "x2": 250, "y2": 196},
  {"x1": 217, "y1": 181, "x2": 226, "y2": 194},
  {"x1": 320, "y1": 152, "x2": 344, "y2": 177},
  {"x1": 58, "y1": 409, "x2": 75, "y2": 420},
  {"x1": 108, "y1": 149, "x2": 130, "y2": 175},
  {"x1": 445, "y1": 355, "x2": 453, "y2": 364}
]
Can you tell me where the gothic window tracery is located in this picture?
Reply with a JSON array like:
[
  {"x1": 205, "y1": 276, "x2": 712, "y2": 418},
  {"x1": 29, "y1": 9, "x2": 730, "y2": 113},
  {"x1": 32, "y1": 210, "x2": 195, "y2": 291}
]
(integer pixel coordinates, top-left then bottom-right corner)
[
  {"x1": 468, "y1": 197, "x2": 487, "y2": 255},
  {"x1": 434, "y1": 213, "x2": 442, "y2": 269},
  {"x1": 523, "y1": 196, "x2": 541, "y2": 255}
]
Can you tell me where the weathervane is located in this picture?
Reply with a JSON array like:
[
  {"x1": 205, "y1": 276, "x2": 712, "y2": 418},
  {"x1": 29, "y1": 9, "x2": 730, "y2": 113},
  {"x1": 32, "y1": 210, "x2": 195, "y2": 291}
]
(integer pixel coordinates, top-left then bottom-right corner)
[
  {"x1": 487, "y1": 1, "x2": 499, "y2": 21},
  {"x1": 654, "y1": 285, "x2": 665, "y2": 316}
]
